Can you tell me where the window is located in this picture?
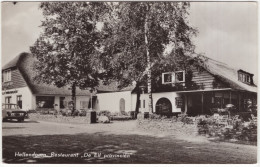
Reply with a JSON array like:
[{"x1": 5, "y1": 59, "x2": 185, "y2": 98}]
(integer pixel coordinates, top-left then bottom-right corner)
[
  {"x1": 3, "y1": 70, "x2": 11, "y2": 82},
  {"x1": 175, "y1": 71, "x2": 185, "y2": 83},
  {"x1": 17, "y1": 95, "x2": 22, "y2": 109},
  {"x1": 162, "y1": 72, "x2": 173, "y2": 84},
  {"x1": 242, "y1": 74, "x2": 245, "y2": 82},
  {"x1": 238, "y1": 71, "x2": 252, "y2": 84},
  {"x1": 80, "y1": 101, "x2": 88, "y2": 109},
  {"x1": 162, "y1": 71, "x2": 185, "y2": 84},
  {"x1": 143, "y1": 100, "x2": 145, "y2": 108},
  {"x1": 5, "y1": 96, "x2": 11, "y2": 104},
  {"x1": 175, "y1": 97, "x2": 184, "y2": 108},
  {"x1": 139, "y1": 100, "x2": 141, "y2": 108},
  {"x1": 5, "y1": 96, "x2": 11, "y2": 109},
  {"x1": 36, "y1": 96, "x2": 55, "y2": 108},
  {"x1": 246, "y1": 75, "x2": 250, "y2": 83}
]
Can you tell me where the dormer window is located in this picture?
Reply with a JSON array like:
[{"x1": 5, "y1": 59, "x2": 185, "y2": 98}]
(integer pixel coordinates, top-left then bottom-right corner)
[
  {"x1": 162, "y1": 71, "x2": 185, "y2": 84},
  {"x1": 3, "y1": 69, "x2": 11, "y2": 82},
  {"x1": 238, "y1": 69, "x2": 254, "y2": 85}
]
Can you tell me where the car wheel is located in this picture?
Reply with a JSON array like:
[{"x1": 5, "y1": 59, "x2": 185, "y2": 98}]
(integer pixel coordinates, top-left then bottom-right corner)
[
  {"x1": 17, "y1": 118, "x2": 24, "y2": 122},
  {"x1": 2, "y1": 118, "x2": 7, "y2": 122}
]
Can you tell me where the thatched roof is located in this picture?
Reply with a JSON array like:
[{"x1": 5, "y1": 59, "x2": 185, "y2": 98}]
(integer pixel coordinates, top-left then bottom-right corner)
[
  {"x1": 97, "y1": 56, "x2": 257, "y2": 94},
  {"x1": 96, "y1": 81, "x2": 135, "y2": 93},
  {"x1": 2, "y1": 53, "x2": 90, "y2": 96},
  {"x1": 197, "y1": 56, "x2": 257, "y2": 93},
  {"x1": 2, "y1": 54, "x2": 21, "y2": 70}
]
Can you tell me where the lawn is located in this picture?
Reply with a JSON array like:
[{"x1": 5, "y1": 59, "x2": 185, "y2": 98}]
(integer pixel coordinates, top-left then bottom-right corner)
[{"x1": 2, "y1": 132, "x2": 257, "y2": 164}]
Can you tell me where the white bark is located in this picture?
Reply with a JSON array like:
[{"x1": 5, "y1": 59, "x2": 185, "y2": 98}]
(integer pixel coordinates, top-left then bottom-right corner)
[{"x1": 144, "y1": 13, "x2": 153, "y2": 113}]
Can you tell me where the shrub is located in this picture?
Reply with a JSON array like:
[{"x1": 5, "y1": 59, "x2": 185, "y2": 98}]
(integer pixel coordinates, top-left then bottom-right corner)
[
  {"x1": 137, "y1": 113, "x2": 198, "y2": 136},
  {"x1": 196, "y1": 115, "x2": 257, "y2": 143},
  {"x1": 29, "y1": 113, "x2": 92, "y2": 124},
  {"x1": 138, "y1": 113, "x2": 257, "y2": 143}
]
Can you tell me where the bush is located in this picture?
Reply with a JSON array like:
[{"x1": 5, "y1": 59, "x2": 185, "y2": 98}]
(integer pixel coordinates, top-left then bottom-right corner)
[
  {"x1": 29, "y1": 113, "x2": 92, "y2": 124},
  {"x1": 196, "y1": 115, "x2": 257, "y2": 143},
  {"x1": 137, "y1": 113, "x2": 257, "y2": 144},
  {"x1": 137, "y1": 113, "x2": 198, "y2": 136},
  {"x1": 237, "y1": 112, "x2": 257, "y2": 121}
]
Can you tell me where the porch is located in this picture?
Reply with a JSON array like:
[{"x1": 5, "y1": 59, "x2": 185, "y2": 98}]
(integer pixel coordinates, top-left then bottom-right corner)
[{"x1": 177, "y1": 88, "x2": 257, "y2": 116}]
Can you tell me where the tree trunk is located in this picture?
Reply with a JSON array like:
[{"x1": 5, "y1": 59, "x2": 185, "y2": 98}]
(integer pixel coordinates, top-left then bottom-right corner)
[
  {"x1": 135, "y1": 83, "x2": 141, "y2": 118},
  {"x1": 144, "y1": 12, "x2": 153, "y2": 113},
  {"x1": 71, "y1": 82, "x2": 76, "y2": 114}
]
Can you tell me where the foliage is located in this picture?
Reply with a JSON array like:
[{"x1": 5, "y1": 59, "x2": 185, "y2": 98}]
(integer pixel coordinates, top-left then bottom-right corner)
[
  {"x1": 137, "y1": 114, "x2": 198, "y2": 136},
  {"x1": 30, "y1": 2, "x2": 199, "y2": 115},
  {"x1": 31, "y1": 2, "x2": 109, "y2": 88},
  {"x1": 197, "y1": 115, "x2": 257, "y2": 143},
  {"x1": 29, "y1": 113, "x2": 92, "y2": 124},
  {"x1": 137, "y1": 113, "x2": 257, "y2": 144},
  {"x1": 99, "y1": 2, "x2": 197, "y2": 114},
  {"x1": 30, "y1": 2, "x2": 110, "y2": 112}
]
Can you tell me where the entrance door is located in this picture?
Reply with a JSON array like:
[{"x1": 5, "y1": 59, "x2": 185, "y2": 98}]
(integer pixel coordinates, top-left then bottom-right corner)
[
  {"x1": 155, "y1": 98, "x2": 172, "y2": 116},
  {"x1": 119, "y1": 98, "x2": 125, "y2": 112},
  {"x1": 188, "y1": 94, "x2": 202, "y2": 116}
]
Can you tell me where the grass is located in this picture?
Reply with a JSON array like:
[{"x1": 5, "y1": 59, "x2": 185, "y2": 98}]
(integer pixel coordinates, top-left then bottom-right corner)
[{"x1": 3, "y1": 132, "x2": 257, "y2": 164}]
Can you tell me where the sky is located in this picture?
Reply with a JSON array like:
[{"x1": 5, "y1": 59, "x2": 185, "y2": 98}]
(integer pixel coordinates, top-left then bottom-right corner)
[{"x1": 1, "y1": 1, "x2": 258, "y2": 80}]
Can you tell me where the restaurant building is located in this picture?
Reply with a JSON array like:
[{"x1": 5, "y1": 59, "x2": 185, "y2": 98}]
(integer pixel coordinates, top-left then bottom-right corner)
[
  {"x1": 2, "y1": 52, "x2": 91, "y2": 111},
  {"x1": 96, "y1": 56, "x2": 257, "y2": 116}
]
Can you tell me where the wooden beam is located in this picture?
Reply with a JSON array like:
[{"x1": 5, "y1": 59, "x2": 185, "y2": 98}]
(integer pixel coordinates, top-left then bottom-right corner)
[
  {"x1": 238, "y1": 93, "x2": 241, "y2": 112},
  {"x1": 184, "y1": 94, "x2": 188, "y2": 114},
  {"x1": 201, "y1": 92, "x2": 204, "y2": 114},
  {"x1": 229, "y1": 91, "x2": 232, "y2": 104},
  {"x1": 221, "y1": 92, "x2": 223, "y2": 108}
]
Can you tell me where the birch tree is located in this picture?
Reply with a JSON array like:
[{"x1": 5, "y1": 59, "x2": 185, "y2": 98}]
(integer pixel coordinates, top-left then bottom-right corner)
[{"x1": 100, "y1": 2, "x2": 197, "y2": 115}]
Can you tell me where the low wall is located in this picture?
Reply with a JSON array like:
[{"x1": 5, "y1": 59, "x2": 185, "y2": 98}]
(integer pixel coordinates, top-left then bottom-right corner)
[{"x1": 29, "y1": 113, "x2": 92, "y2": 124}]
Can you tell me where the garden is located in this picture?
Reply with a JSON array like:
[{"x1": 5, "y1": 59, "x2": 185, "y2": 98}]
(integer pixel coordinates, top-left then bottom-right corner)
[
  {"x1": 28, "y1": 105, "x2": 257, "y2": 145},
  {"x1": 28, "y1": 109, "x2": 136, "y2": 124},
  {"x1": 136, "y1": 111, "x2": 257, "y2": 145}
]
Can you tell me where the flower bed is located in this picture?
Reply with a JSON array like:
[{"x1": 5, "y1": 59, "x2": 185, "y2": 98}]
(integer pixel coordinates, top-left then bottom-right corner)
[
  {"x1": 197, "y1": 117, "x2": 257, "y2": 144},
  {"x1": 137, "y1": 114, "x2": 198, "y2": 137},
  {"x1": 137, "y1": 113, "x2": 257, "y2": 145},
  {"x1": 29, "y1": 113, "x2": 91, "y2": 124}
]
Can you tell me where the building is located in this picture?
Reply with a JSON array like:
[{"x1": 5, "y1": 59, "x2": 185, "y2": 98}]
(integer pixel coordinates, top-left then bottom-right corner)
[
  {"x1": 96, "y1": 56, "x2": 257, "y2": 116},
  {"x1": 2, "y1": 52, "x2": 91, "y2": 111}
]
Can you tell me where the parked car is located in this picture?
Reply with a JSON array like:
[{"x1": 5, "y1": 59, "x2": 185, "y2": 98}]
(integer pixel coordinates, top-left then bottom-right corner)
[{"x1": 2, "y1": 103, "x2": 28, "y2": 122}]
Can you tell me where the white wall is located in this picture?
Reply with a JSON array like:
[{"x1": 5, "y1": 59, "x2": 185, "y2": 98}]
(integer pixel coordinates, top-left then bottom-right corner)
[
  {"x1": 131, "y1": 92, "x2": 183, "y2": 113},
  {"x1": 2, "y1": 86, "x2": 33, "y2": 110},
  {"x1": 96, "y1": 91, "x2": 183, "y2": 114},
  {"x1": 153, "y1": 92, "x2": 182, "y2": 113},
  {"x1": 96, "y1": 91, "x2": 132, "y2": 113},
  {"x1": 131, "y1": 93, "x2": 149, "y2": 113}
]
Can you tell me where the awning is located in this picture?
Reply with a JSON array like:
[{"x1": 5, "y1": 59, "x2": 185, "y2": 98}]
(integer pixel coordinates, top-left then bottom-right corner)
[{"x1": 174, "y1": 88, "x2": 232, "y2": 94}]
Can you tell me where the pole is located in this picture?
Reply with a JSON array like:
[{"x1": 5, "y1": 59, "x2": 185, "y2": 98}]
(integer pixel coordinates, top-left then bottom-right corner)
[
  {"x1": 90, "y1": 92, "x2": 92, "y2": 110},
  {"x1": 229, "y1": 91, "x2": 232, "y2": 104},
  {"x1": 201, "y1": 92, "x2": 204, "y2": 114}
]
